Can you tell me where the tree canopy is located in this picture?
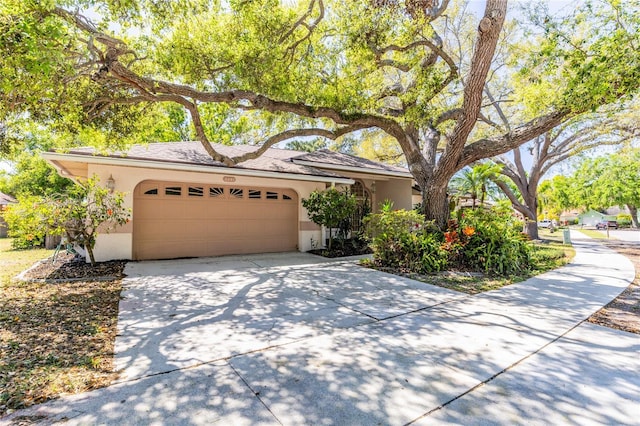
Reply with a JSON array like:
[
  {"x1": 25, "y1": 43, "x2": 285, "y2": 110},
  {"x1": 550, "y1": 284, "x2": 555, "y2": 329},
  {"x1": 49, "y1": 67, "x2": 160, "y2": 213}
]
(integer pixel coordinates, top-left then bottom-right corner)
[
  {"x1": 492, "y1": 106, "x2": 638, "y2": 238},
  {"x1": 2, "y1": 0, "x2": 639, "y2": 226}
]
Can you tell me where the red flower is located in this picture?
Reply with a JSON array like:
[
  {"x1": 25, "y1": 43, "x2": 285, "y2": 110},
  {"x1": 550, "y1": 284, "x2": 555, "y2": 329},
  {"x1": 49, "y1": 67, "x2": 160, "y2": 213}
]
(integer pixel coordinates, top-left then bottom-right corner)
[
  {"x1": 107, "y1": 209, "x2": 113, "y2": 216},
  {"x1": 444, "y1": 230, "x2": 458, "y2": 243}
]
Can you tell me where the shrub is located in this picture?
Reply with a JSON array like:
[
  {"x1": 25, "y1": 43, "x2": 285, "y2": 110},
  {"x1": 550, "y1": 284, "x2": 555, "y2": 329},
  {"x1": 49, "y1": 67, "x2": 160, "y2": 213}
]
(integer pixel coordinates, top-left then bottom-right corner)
[
  {"x1": 456, "y1": 207, "x2": 532, "y2": 276},
  {"x1": 617, "y1": 213, "x2": 632, "y2": 228},
  {"x1": 44, "y1": 177, "x2": 130, "y2": 265},
  {"x1": 365, "y1": 205, "x2": 532, "y2": 277},
  {"x1": 302, "y1": 188, "x2": 357, "y2": 251},
  {"x1": 364, "y1": 207, "x2": 447, "y2": 273},
  {"x1": 3, "y1": 195, "x2": 49, "y2": 249}
]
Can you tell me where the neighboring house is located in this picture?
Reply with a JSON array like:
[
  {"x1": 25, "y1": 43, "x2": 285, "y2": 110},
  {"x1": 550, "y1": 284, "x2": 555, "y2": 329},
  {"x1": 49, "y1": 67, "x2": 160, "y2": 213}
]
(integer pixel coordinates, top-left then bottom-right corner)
[
  {"x1": 0, "y1": 192, "x2": 17, "y2": 238},
  {"x1": 578, "y1": 209, "x2": 617, "y2": 227},
  {"x1": 559, "y1": 209, "x2": 581, "y2": 225},
  {"x1": 42, "y1": 142, "x2": 413, "y2": 261}
]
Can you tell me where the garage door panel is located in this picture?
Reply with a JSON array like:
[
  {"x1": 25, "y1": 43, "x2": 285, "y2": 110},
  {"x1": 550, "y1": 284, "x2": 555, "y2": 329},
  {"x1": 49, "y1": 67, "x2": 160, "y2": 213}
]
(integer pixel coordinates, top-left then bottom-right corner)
[{"x1": 134, "y1": 181, "x2": 298, "y2": 260}]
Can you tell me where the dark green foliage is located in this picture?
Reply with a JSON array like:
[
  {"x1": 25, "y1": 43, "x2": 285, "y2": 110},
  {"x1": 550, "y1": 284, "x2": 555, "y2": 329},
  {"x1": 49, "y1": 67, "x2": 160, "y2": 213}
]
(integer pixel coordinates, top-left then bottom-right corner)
[
  {"x1": 302, "y1": 188, "x2": 357, "y2": 251},
  {"x1": 364, "y1": 207, "x2": 447, "y2": 273},
  {"x1": 455, "y1": 208, "x2": 532, "y2": 276},
  {"x1": 365, "y1": 205, "x2": 532, "y2": 277}
]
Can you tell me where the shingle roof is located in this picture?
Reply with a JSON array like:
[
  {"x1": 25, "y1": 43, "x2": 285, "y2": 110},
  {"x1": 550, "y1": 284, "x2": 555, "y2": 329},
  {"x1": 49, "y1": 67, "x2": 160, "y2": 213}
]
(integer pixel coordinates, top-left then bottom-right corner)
[
  {"x1": 0, "y1": 192, "x2": 16, "y2": 205},
  {"x1": 65, "y1": 141, "x2": 412, "y2": 179},
  {"x1": 292, "y1": 149, "x2": 410, "y2": 175},
  {"x1": 68, "y1": 142, "x2": 341, "y2": 178}
]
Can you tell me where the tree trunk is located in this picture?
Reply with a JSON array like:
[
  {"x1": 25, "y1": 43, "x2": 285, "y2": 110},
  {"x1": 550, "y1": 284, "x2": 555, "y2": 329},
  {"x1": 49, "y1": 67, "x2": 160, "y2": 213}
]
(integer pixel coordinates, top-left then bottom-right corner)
[
  {"x1": 627, "y1": 204, "x2": 639, "y2": 228},
  {"x1": 525, "y1": 220, "x2": 539, "y2": 240},
  {"x1": 85, "y1": 244, "x2": 96, "y2": 266},
  {"x1": 421, "y1": 183, "x2": 450, "y2": 229}
]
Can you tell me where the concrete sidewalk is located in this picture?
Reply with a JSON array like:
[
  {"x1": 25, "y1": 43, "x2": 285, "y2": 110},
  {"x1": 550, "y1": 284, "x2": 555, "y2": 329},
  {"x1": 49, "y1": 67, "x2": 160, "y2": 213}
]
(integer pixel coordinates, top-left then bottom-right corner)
[{"x1": 2, "y1": 230, "x2": 638, "y2": 425}]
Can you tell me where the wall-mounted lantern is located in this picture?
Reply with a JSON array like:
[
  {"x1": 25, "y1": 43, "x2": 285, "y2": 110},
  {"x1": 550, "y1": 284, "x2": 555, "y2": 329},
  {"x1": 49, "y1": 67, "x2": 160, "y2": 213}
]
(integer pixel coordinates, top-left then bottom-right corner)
[{"x1": 106, "y1": 174, "x2": 116, "y2": 193}]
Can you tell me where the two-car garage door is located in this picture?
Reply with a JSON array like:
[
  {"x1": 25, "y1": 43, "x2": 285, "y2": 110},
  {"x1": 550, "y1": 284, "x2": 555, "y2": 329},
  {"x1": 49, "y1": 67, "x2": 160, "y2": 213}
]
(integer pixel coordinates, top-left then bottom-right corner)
[{"x1": 133, "y1": 180, "x2": 298, "y2": 260}]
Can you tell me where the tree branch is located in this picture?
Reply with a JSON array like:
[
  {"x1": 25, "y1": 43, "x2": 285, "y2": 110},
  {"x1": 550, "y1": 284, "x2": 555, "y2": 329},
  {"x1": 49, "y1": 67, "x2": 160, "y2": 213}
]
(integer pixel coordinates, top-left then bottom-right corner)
[
  {"x1": 439, "y1": 0, "x2": 507, "y2": 176},
  {"x1": 461, "y1": 109, "x2": 571, "y2": 166},
  {"x1": 230, "y1": 125, "x2": 367, "y2": 164},
  {"x1": 494, "y1": 179, "x2": 533, "y2": 218}
]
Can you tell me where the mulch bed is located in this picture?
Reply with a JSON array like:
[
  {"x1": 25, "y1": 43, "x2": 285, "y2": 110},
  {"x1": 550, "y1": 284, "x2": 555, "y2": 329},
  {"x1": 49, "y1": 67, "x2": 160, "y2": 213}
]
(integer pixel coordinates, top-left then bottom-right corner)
[
  {"x1": 19, "y1": 252, "x2": 127, "y2": 282},
  {"x1": 307, "y1": 239, "x2": 372, "y2": 258}
]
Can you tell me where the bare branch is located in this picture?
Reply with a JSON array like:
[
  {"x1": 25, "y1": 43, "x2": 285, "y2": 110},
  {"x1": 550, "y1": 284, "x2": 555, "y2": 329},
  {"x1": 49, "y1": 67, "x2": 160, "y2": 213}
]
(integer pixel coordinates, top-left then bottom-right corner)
[
  {"x1": 477, "y1": 111, "x2": 502, "y2": 130},
  {"x1": 229, "y1": 124, "x2": 368, "y2": 164},
  {"x1": 483, "y1": 86, "x2": 510, "y2": 131},
  {"x1": 280, "y1": 0, "x2": 325, "y2": 62}
]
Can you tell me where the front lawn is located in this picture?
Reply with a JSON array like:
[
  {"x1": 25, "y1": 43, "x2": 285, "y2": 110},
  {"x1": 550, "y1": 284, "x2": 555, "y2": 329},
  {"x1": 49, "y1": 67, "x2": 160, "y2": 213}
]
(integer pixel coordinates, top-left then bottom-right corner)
[{"x1": 0, "y1": 239, "x2": 122, "y2": 416}]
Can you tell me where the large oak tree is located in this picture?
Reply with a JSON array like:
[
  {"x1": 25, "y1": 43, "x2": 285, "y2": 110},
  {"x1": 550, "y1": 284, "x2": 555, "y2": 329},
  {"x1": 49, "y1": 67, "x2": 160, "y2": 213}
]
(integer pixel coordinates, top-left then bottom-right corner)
[{"x1": 1, "y1": 0, "x2": 639, "y2": 227}]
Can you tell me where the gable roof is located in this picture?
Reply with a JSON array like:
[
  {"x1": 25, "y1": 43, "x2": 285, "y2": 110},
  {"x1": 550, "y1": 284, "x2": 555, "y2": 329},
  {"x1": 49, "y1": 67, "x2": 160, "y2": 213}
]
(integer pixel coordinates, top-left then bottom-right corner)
[{"x1": 49, "y1": 141, "x2": 412, "y2": 181}]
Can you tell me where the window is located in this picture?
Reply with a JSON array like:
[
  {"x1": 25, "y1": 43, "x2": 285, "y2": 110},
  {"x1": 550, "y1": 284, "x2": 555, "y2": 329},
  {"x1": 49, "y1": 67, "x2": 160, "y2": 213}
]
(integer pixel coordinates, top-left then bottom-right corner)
[
  {"x1": 165, "y1": 186, "x2": 182, "y2": 196},
  {"x1": 352, "y1": 181, "x2": 365, "y2": 198},
  {"x1": 144, "y1": 188, "x2": 158, "y2": 195},
  {"x1": 188, "y1": 186, "x2": 204, "y2": 197},
  {"x1": 283, "y1": 194, "x2": 292, "y2": 200},
  {"x1": 209, "y1": 187, "x2": 224, "y2": 197},
  {"x1": 248, "y1": 189, "x2": 261, "y2": 199},
  {"x1": 266, "y1": 191, "x2": 278, "y2": 200},
  {"x1": 230, "y1": 188, "x2": 243, "y2": 198}
]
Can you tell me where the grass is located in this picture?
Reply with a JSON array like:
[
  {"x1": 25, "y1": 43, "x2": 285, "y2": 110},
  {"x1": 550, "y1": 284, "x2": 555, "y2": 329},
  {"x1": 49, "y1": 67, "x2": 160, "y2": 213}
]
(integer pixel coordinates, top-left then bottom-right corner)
[
  {"x1": 0, "y1": 239, "x2": 121, "y2": 416},
  {"x1": 0, "y1": 239, "x2": 54, "y2": 287},
  {"x1": 577, "y1": 229, "x2": 609, "y2": 239}
]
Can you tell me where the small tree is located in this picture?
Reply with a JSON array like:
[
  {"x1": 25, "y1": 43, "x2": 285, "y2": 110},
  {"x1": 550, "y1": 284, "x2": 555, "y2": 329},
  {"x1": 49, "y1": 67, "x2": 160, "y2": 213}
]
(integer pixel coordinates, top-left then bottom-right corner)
[
  {"x1": 302, "y1": 188, "x2": 357, "y2": 252},
  {"x1": 3, "y1": 195, "x2": 50, "y2": 249},
  {"x1": 43, "y1": 177, "x2": 130, "y2": 265}
]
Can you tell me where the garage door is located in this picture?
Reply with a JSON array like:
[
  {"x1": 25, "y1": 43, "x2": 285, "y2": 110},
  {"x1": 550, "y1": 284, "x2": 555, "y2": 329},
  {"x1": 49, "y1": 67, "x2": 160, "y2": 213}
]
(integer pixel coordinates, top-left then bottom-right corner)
[{"x1": 133, "y1": 180, "x2": 298, "y2": 260}]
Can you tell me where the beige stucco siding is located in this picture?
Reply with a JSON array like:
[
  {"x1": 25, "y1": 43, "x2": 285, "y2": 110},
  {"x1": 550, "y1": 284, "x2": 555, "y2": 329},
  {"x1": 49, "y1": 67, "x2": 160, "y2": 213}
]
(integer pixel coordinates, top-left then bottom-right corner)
[{"x1": 87, "y1": 164, "x2": 327, "y2": 261}]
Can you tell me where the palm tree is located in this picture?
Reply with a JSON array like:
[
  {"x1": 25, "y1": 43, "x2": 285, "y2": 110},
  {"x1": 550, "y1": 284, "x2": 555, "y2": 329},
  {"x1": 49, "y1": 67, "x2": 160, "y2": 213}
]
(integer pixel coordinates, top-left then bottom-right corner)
[{"x1": 450, "y1": 163, "x2": 503, "y2": 208}]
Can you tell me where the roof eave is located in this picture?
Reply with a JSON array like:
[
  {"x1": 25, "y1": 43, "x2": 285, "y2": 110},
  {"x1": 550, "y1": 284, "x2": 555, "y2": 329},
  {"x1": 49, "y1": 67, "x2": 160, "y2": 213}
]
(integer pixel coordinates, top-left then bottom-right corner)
[{"x1": 41, "y1": 152, "x2": 355, "y2": 185}]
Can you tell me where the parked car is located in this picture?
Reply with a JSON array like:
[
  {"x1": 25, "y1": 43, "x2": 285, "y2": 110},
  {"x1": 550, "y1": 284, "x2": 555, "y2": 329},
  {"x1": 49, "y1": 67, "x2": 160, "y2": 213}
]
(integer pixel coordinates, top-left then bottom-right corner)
[
  {"x1": 537, "y1": 219, "x2": 552, "y2": 228},
  {"x1": 595, "y1": 220, "x2": 618, "y2": 230}
]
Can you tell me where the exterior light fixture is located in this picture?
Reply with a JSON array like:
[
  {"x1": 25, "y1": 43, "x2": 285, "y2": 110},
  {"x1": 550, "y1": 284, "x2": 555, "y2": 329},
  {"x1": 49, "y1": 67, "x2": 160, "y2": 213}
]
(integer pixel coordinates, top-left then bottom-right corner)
[
  {"x1": 371, "y1": 181, "x2": 376, "y2": 194},
  {"x1": 106, "y1": 174, "x2": 116, "y2": 193}
]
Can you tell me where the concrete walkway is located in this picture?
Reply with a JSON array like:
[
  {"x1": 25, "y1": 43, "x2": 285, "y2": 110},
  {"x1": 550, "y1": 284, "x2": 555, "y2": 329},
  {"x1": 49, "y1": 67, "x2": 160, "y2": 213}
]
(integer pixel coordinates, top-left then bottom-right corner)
[{"x1": 2, "y1": 230, "x2": 638, "y2": 425}]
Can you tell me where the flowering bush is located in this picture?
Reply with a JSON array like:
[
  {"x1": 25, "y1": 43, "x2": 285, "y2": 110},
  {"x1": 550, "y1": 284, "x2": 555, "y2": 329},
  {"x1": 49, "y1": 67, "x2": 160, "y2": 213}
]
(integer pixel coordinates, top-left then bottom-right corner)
[
  {"x1": 365, "y1": 205, "x2": 532, "y2": 277},
  {"x1": 455, "y1": 207, "x2": 531, "y2": 276}
]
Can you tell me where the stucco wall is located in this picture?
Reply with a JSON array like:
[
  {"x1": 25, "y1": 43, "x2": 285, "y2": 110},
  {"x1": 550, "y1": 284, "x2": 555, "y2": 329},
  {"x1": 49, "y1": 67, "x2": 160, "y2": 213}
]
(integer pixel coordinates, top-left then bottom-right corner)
[
  {"x1": 87, "y1": 164, "x2": 327, "y2": 261},
  {"x1": 373, "y1": 178, "x2": 413, "y2": 211}
]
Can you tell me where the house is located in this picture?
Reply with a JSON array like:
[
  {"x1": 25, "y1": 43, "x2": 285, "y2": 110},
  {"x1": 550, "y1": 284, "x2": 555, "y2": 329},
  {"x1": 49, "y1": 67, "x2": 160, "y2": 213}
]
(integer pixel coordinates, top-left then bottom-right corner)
[
  {"x1": 0, "y1": 192, "x2": 17, "y2": 238},
  {"x1": 42, "y1": 141, "x2": 413, "y2": 261},
  {"x1": 578, "y1": 209, "x2": 617, "y2": 227}
]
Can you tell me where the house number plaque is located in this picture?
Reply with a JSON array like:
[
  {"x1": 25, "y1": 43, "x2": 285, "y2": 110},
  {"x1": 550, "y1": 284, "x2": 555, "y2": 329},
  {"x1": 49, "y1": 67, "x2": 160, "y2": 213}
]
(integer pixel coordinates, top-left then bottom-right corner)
[{"x1": 223, "y1": 176, "x2": 236, "y2": 182}]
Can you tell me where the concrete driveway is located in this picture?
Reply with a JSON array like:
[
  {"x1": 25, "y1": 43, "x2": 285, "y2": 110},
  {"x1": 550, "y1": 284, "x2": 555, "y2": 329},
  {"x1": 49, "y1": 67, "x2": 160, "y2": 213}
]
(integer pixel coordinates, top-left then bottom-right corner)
[{"x1": 3, "y1": 231, "x2": 639, "y2": 425}]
